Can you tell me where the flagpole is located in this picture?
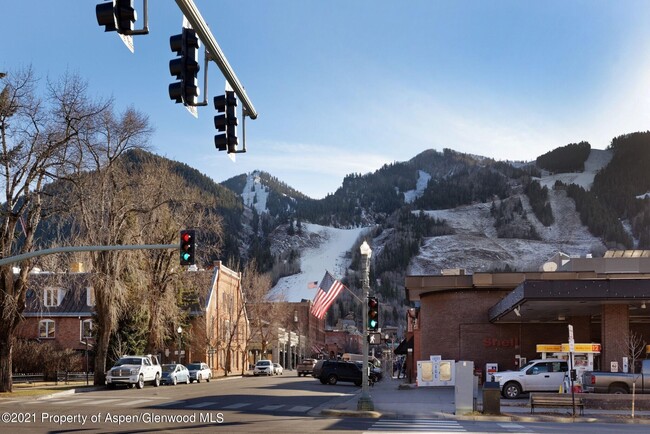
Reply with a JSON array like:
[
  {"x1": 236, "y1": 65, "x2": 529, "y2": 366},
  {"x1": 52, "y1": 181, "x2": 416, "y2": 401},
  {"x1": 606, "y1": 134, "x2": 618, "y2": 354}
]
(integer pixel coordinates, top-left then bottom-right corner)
[{"x1": 343, "y1": 285, "x2": 364, "y2": 304}]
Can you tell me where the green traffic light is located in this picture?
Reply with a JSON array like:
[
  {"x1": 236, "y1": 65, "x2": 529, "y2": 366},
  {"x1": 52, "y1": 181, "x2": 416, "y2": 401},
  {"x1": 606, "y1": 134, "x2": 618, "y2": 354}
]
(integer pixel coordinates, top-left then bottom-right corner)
[{"x1": 182, "y1": 252, "x2": 191, "y2": 261}]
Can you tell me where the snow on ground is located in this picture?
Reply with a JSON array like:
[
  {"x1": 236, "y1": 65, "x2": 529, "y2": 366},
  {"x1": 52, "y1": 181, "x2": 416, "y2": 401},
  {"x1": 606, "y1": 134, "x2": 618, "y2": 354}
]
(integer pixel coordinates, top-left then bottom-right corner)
[
  {"x1": 404, "y1": 170, "x2": 431, "y2": 204},
  {"x1": 241, "y1": 172, "x2": 268, "y2": 215},
  {"x1": 536, "y1": 149, "x2": 612, "y2": 190},
  {"x1": 271, "y1": 223, "x2": 370, "y2": 302},
  {"x1": 410, "y1": 151, "x2": 611, "y2": 275}
]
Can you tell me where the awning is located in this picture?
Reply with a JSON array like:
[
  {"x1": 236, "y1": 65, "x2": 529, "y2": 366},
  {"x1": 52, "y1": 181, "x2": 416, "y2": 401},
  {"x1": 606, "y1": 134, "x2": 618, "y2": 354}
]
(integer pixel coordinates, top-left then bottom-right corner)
[{"x1": 394, "y1": 336, "x2": 413, "y2": 355}]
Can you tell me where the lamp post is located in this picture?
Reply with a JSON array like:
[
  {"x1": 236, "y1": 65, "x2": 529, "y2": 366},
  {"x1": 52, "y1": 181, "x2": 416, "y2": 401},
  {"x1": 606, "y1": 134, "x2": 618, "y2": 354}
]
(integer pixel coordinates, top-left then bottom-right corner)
[
  {"x1": 294, "y1": 310, "x2": 300, "y2": 367},
  {"x1": 357, "y1": 240, "x2": 374, "y2": 411},
  {"x1": 177, "y1": 326, "x2": 183, "y2": 364}
]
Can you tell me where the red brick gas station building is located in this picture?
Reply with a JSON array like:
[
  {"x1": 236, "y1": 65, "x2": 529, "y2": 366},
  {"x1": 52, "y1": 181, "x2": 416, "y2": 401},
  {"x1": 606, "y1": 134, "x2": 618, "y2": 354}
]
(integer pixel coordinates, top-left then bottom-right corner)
[{"x1": 404, "y1": 251, "x2": 650, "y2": 382}]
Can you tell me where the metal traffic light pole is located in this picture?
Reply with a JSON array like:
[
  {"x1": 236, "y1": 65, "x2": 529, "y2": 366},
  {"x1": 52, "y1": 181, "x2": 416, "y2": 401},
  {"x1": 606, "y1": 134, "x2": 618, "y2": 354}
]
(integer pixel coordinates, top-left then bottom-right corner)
[
  {"x1": 0, "y1": 244, "x2": 179, "y2": 267},
  {"x1": 358, "y1": 241, "x2": 374, "y2": 411},
  {"x1": 174, "y1": 0, "x2": 258, "y2": 120}
]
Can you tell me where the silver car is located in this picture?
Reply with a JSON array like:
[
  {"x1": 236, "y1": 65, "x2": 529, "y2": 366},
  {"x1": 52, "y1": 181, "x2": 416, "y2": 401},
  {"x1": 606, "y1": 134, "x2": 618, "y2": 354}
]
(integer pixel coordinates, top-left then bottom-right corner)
[
  {"x1": 253, "y1": 360, "x2": 273, "y2": 376},
  {"x1": 186, "y1": 362, "x2": 212, "y2": 383},
  {"x1": 161, "y1": 364, "x2": 190, "y2": 385}
]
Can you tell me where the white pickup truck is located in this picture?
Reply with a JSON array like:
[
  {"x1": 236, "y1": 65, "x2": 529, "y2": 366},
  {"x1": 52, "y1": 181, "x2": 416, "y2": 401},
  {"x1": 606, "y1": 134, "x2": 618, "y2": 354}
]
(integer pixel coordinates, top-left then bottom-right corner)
[
  {"x1": 105, "y1": 355, "x2": 162, "y2": 389},
  {"x1": 491, "y1": 358, "x2": 569, "y2": 398}
]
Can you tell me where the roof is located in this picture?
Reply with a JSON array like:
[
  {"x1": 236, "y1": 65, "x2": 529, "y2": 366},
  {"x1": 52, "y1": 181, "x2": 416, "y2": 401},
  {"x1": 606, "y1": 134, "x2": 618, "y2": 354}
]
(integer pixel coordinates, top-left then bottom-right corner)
[
  {"x1": 23, "y1": 273, "x2": 93, "y2": 317},
  {"x1": 488, "y1": 278, "x2": 650, "y2": 323}
]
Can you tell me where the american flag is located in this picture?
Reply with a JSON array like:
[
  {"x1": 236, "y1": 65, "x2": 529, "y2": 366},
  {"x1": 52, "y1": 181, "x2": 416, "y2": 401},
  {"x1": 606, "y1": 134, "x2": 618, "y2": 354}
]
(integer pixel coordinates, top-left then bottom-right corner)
[
  {"x1": 307, "y1": 281, "x2": 318, "y2": 289},
  {"x1": 310, "y1": 271, "x2": 346, "y2": 320}
]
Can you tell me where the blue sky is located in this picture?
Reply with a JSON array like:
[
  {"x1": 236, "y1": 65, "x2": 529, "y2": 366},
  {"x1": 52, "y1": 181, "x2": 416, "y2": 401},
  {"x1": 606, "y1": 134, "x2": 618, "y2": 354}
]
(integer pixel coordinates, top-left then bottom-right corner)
[{"x1": 3, "y1": 1, "x2": 650, "y2": 199}]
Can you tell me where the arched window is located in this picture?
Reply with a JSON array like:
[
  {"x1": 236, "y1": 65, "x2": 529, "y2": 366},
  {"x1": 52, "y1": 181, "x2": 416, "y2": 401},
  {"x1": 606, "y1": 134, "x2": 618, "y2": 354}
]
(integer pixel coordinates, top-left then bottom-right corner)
[{"x1": 39, "y1": 319, "x2": 55, "y2": 339}]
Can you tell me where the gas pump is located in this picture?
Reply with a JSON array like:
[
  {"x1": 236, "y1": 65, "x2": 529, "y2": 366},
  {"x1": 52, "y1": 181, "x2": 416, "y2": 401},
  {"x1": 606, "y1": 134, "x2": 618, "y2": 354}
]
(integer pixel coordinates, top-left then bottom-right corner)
[{"x1": 536, "y1": 343, "x2": 601, "y2": 389}]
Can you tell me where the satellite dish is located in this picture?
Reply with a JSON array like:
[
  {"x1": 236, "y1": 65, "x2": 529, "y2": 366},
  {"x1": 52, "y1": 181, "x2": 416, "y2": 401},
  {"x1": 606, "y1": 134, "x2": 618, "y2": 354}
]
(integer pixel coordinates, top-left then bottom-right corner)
[{"x1": 542, "y1": 262, "x2": 558, "y2": 272}]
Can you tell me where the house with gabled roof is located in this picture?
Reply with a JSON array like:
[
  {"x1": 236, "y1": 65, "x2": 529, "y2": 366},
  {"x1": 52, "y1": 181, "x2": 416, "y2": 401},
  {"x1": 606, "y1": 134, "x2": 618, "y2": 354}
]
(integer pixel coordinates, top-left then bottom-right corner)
[
  {"x1": 183, "y1": 261, "x2": 249, "y2": 376},
  {"x1": 16, "y1": 261, "x2": 250, "y2": 378},
  {"x1": 16, "y1": 265, "x2": 95, "y2": 364}
]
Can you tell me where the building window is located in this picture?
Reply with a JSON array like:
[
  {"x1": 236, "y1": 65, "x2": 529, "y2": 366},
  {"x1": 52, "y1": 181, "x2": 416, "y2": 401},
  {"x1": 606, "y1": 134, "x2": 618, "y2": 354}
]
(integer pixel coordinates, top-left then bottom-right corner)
[
  {"x1": 86, "y1": 287, "x2": 95, "y2": 307},
  {"x1": 44, "y1": 287, "x2": 65, "y2": 307},
  {"x1": 81, "y1": 319, "x2": 93, "y2": 340},
  {"x1": 39, "y1": 320, "x2": 55, "y2": 339}
]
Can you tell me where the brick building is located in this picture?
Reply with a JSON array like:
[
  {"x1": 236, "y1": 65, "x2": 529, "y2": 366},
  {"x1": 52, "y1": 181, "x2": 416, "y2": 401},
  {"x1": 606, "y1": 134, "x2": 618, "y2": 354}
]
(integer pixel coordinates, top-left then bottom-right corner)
[
  {"x1": 16, "y1": 269, "x2": 95, "y2": 369},
  {"x1": 404, "y1": 251, "x2": 650, "y2": 382},
  {"x1": 184, "y1": 262, "x2": 249, "y2": 377},
  {"x1": 16, "y1": 262, "x2": 250, "y2": 379}
]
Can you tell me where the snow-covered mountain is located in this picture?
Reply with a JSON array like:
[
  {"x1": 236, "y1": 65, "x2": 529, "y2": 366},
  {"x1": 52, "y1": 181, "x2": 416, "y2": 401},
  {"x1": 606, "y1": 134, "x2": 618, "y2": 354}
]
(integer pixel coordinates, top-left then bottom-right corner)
[
  {"x1": 241, "y1": 148, "x2": 614, "y2": 302},
  {"x1": 270, "y1": 223, "x2": 369, "y2": 302}
]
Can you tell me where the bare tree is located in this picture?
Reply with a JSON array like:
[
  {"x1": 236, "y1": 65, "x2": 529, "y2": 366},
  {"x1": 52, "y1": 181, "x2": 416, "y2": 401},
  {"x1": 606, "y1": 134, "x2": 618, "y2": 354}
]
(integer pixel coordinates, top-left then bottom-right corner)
[
  {"x1": 241, "y1": 260, "x2": 288, "y2": 362},
  {"x1": 128, "y1": 156, "x2": 223, "y2": 355},
  {"x1": 0, "y1": 68, "x2": 108, "y2": 392},
  {"x1": 62, "y1": 101, "x2": 165, "y2": 385},
  {"x1": 627, "y1": 331, "x2": 647, "y2": 374}
]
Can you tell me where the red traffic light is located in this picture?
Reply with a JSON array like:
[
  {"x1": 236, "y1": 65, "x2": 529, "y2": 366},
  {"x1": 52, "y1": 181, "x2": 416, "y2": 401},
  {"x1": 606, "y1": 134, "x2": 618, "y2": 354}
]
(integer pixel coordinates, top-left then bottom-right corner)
[{"x1": 180, "y1": 229, "x2": 196, "y2": 266}]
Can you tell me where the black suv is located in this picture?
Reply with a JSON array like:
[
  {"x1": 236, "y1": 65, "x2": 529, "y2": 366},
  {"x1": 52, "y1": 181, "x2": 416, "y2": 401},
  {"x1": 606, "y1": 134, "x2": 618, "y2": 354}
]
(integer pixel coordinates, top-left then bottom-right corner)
[{"x1": 312, "y1": 360, "x2": 362, "y2": 386}]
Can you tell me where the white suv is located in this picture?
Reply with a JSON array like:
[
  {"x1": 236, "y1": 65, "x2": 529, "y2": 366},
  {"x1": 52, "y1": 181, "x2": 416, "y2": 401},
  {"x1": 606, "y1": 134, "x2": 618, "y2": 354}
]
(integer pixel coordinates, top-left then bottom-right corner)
[{"x1": 253, "y1": 360, "x2": 273, "y2": 376}]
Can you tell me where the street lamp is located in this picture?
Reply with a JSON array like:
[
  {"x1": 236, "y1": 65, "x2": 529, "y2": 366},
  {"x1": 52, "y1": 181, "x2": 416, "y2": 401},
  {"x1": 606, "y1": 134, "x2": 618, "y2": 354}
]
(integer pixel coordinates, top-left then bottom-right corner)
[
  {"x1": 358, "y1": 240, "x2": 374, "y2": 411},
  {"x1": 177, "y1": 326, "x2": 183, "y2": 364}
]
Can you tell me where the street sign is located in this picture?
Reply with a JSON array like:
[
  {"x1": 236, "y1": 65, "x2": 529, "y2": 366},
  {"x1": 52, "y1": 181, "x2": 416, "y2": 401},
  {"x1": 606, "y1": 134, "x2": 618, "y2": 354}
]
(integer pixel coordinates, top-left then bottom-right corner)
[
  {"x1": 368, "y1": 332, "x2": 382, "y2": 344},
  {"x1": 568, "y1": 324, "x2": 575, "y2": 352}
]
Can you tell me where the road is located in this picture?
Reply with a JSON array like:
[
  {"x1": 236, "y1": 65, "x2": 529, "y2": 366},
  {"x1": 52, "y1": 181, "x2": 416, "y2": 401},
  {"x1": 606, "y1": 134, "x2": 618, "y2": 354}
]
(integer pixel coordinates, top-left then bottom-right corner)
[
  {"x1": 2, "y1": 374, "x2": 650, "y2": 433},
  {"x1": 0, "y1": 374, "x2": 358, "y2": 432}
]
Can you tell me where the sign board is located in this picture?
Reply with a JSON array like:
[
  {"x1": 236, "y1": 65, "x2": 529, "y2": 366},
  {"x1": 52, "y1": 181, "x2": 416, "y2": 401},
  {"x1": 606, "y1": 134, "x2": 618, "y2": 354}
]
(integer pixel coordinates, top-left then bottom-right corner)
[
  {"x1": 537, "y1": 343, "x2": 601, "y2": 353},
  {"x1": 568, "y1": 324, "x2": 575, "y2": 353},
  {"x1": 611, "y1": 361, "x2": 619, "y2": 372},
  {"x1": 119, "y1": 33, "x2": 134, "y2": 53},
  {"x1": 417, "y1": 359, "x2": 455, "y2": 387}
]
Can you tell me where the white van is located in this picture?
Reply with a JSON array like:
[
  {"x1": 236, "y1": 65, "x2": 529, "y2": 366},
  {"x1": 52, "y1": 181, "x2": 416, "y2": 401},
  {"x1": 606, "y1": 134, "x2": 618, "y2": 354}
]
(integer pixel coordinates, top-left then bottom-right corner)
[{"x1": 342, "y1": 353, "x2": 380, "y2": 367}]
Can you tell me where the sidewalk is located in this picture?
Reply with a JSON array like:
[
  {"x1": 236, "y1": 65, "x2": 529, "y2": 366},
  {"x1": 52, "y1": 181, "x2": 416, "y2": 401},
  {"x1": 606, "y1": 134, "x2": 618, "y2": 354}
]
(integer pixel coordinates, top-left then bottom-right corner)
[{"x1": 320, "y1": 376, "x2": 650, "y2": 424}]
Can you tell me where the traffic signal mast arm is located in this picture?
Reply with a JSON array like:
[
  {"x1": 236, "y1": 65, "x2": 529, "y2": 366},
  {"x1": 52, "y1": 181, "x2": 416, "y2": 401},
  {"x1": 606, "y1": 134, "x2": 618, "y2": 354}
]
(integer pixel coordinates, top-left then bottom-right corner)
[
  {"x1": 174, "y1": 0, "x2": 257, "y2": 119},
  {"x1": 0, "y1": 244, "x2": 179, "y2": 267}
]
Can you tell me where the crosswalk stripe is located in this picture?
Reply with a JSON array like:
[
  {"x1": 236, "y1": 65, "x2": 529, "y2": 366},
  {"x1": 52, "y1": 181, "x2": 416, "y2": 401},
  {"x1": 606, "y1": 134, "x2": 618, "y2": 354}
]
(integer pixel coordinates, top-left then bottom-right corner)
[
  {"x1": 222, "y1": 402, "x2": 250, "y2": 409},
  {"x1": 115, "y1": 399, "x2": 152, "y2": 406},
  {"x1": 369, "y1": 419, "x2": 466, "y2": 432},
  {"x1": 259, "y1": 405, "x2": 284, "y2": 411},
  {"x1": 186, "y1": 401, "x2": 218, "y2": 409},
  {"x1": 286, "y1": 405, "x2": 311, "y2": 412},
  {"x1": 49, "y1": 399, "x2": 93, "y2": 405},
  {"x1": 77, "y1": 399, "x2": 119, "y2": 405}
]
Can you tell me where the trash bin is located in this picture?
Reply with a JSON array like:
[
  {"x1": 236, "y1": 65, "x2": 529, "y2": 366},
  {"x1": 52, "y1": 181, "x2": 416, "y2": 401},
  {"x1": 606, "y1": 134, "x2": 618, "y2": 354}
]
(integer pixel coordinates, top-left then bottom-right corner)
[{"x1": 482, "y1": 381, "x2": 501, "y2": 415}]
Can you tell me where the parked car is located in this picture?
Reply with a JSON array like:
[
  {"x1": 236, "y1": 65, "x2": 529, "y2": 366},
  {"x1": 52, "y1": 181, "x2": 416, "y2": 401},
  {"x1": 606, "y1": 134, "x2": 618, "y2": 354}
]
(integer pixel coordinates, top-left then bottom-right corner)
[
  {"x1": 105, "y1": 354, "x2": 162, "y2": 389},
  {"x1": 186, "y1": 362, "x2": 212, "y2": 383},
  {"x1": 312, "y1": 360, "x2": 363, "y2": 386},
  {"x1": 273, "y1": 363, "x2": 283, "y2": 375},
  {"x1": 253, "y1": 360, "x2": 274, "y2": 376},
  {"x1": 583, "y1": 359, "x2": 650, "y2": 394},
  {"x1": 296, "y1": 358, "x2": 317, "y2": 377},
  {"x1": 161, "y1": 364, "x2": 190, "y2": 385},
  {"x1": 491, "y1": 358, "x2": 568, "y2": 398}
]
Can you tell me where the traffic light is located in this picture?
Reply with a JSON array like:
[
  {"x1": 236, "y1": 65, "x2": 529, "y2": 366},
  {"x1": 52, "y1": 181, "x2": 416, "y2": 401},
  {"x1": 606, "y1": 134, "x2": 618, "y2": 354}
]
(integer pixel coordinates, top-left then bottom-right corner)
[
  {"x1": 179, "y1": 229, "x2": 196, "y2": 266},
  {"x1": 214, "y1": 91, "x2": 238, "y2": 153},
  {"x1": 367, "y1": 297, "x2": 379, "y2": 331},
  {"x1": 169, "y1": 28, "x2": 201, "y2": 106},
  {"x1": 96, "y1": 0, "x2": 137, "y2": 34}
]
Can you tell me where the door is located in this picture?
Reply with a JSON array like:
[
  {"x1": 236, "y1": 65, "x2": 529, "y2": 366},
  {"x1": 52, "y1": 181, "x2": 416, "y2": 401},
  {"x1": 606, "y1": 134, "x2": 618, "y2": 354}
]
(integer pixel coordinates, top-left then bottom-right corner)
[{"x1": 525, "y1": 361, "x2": 566, "y2": 392}]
